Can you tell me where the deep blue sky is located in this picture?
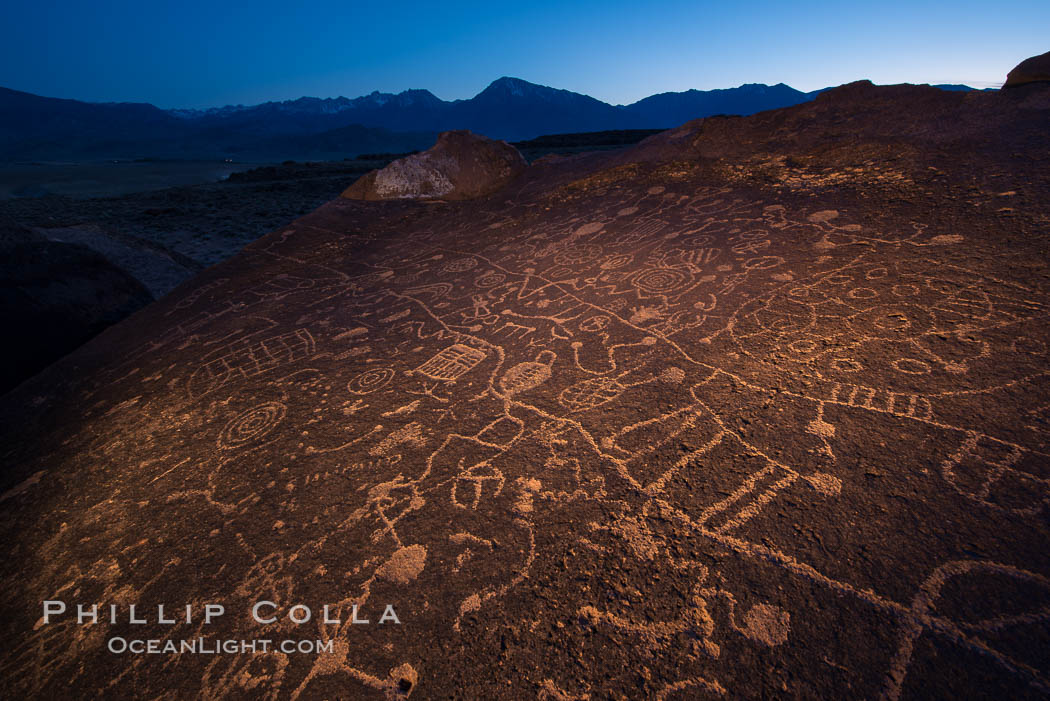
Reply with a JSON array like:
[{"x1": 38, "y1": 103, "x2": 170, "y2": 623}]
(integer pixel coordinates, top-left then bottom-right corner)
[{"x1": 2, "y1": 1, "x2": 1047, "y2": 108}]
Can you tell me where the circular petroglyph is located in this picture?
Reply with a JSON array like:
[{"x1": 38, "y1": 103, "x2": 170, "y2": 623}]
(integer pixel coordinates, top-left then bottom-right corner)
[
  {"x1": 348, "y1": 367, "x2": 396, "y2": 394},
  {"x1": 219, "y1": 402, "x2": 287, "y2": 449},
  {"x1": 376, "y1": 544, "x2": 427, "y2": 584},
  {"x1": 875, "y1": 313, "x2": 912, "y2": 332},
  {"x1": 892, "y1": 358, "x2": 931, "y2": 375},
  {"x1": 824, "y1": 274, "x2": 854, "y2": 285},
  {"x1": 580, "y1": 315, "x2": 610, "y2": 332},
  {"x1": 555, "y1": 243, "x2": 603, "y2": 266},
  {"x1": 744, "y1": 256, "x2": 784, "y2": 270},
  {"x1": 848, "y1": 287, "x2": 878, "y2": 300},
  {"x1": 574, "y1": 221, "x2": 604, "y2": 236},
  {"x1": 633, "y1": 268, "x2": 691, "y2": 295},
  {"x1": 850, "y1": 305, "x2": 933, "y2": 338},
  {"x1": 441, "y1": 257, "x2": 478, "y2": 273},
  {"x1": 683, "y1": 234, "x2": 715, "y2": 247},
  {"x1": 558, "y1": 377, "x2": 626, "y2": 412},
  {"x1": 500, "y1": 351, "x2": 555, "y2": 395},
  {"x1": 475, "y1": 272, "x2": 506, "y2": 288},
  {"x1": 892, "y1": 284, "x2": 920, "y2": 297},
  {"x1": 926, "y1": 278, "x2": 963, "y2": 295},
  {"x1": 788, "y1": 339, "x2": 819, "y2": 354},
  {"x1": 829, "y1": 358, "x2": 863, "y2": 373},
  {"x1": 808, "y1": 209, "x2": 839, "y2": 223},
  {"x1": 601, "y1": 253, "x2": 634, "y2": 270},
  {"x1": 545, "y1": 266, "x2": 575, "y2": 280},
  {"x1": 771, "y1": 318, "x2": 804, "y2": 333},
  {"x1": 741, "y1": 604, "x2": 791, "y2": 647}
]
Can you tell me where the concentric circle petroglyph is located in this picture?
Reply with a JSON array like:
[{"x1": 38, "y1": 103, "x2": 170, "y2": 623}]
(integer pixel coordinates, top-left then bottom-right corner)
[
  {"x1": 347, "y1": 367, "x2": 396, "y2": 394},
  {"x1": 554, "y1": 243, "x2": 603, "y2": 266},
  {"x1": 475, "y1": 272, "x2": 506, "y2": 288},
  {"x1": 632, "y1": 267, "x2": 691, "y2": 295},
  {"x1": 600, "y1": 253, "x2": 633, "y2": 270},
  {"x1": 218, "y1": 402, "x2": 287, "y2": 449}
]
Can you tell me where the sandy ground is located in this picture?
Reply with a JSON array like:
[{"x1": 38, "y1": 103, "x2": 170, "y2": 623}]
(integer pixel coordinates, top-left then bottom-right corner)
[
  {"x1": 0, "y1": 161, "x2": 380, "y2": 269},
  {"x1": 0, "y1": 160, "x2": 258, "y2": 199}
]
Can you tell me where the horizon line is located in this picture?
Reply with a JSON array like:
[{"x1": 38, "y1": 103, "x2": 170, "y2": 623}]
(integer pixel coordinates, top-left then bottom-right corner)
[{"x1": 3, "y1": 75, "x2": 1002, "y2": 111}]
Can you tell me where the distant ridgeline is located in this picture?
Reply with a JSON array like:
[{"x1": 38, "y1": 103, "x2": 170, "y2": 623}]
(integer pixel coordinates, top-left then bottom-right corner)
[{"x1": 0, "y1": 79, "x2": 991, "y2": 162}]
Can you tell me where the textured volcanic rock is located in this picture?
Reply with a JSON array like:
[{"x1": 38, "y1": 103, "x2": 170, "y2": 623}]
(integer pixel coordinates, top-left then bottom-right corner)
[
  {"x1": 1, "y1": 79, "x2": 1049, "y2": 700},
  {"x1": 1004, "y1": 50, "x2": 1050, "y2": 88},
  {"x1": 0, "y1": 218, "x2": 154, "y2": 395},
  {"x1": 343, "y1": 130, "x2": 527, "y2": 201}
]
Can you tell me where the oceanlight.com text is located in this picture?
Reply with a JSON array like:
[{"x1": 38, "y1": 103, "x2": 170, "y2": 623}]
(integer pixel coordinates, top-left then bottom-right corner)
[{"x1": 107, "y1": 637, "x2": 336, "y2": 655}]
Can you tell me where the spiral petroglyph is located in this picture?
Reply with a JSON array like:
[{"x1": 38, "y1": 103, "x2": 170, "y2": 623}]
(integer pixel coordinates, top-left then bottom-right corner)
[
  {"x1": 632, "y1": 267, "x2": 691, "y2": 295},
  {"x1": 347, "y1": 367, "x2": 396, "y2": 394},
  {"x1": 218, "y1": 401, "x2": 287, "y2": 449}
]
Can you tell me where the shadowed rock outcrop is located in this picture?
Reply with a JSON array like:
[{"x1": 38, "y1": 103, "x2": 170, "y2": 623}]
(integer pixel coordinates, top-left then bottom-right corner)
[
  {"x1": 0, "y1": 218, "x2": 153, "y2": 395},
  {"x1": 0, "y1": 75, "x2": 1049, "y2": 700},
  {"x1": 1004, "y1": 50, "x2": 1050, "y2": 88},
  {"x1": 342, "y1": 130, "x2": 527, "y2": 201}
]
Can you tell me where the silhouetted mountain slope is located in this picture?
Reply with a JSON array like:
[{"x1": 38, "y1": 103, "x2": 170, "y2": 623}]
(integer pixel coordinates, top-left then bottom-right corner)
[
  {"x1": 0, "y1": 78, "x2": 992, "y2": 161},
  {"x1": 621, "y1": 82, "x2": 818, "y2": 127},
  {"x1": 445, "y1": 76, "x2": 632, "y2": 140}
]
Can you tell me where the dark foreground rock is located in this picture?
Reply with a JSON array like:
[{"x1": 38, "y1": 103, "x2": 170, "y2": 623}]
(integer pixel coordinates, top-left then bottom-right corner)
[
  {"x1": 0, "y1": 65, "x2": 1049, "y2": 699},
  {"x1": 0, "y1": 218, "x2": 154, "y2": 395},
  {"x1": 343, "y1": 130, "x2": 527, "y2": 201}
]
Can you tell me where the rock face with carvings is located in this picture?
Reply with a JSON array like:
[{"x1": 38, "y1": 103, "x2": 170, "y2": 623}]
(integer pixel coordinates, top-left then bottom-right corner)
[
  {"x1": 342, "y1": 130, "x2": 527, "y2": 201},
  {"x1": 0, "y1": 61, "x2": 1049, "y2": 700}
]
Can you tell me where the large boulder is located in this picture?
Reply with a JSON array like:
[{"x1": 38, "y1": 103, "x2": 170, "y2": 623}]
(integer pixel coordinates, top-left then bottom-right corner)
[
  {"x1": 1003, "y1": 50, "x2": 1050, "y2": 88},
  {"x1": 342, "y1": 130, "x2": 527, "y2": 201},
  {"x1": 0, "y1": 218, "x2": 153, "y2": 395}
]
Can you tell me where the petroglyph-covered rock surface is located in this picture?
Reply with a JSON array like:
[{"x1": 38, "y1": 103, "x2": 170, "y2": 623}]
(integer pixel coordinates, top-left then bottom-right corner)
[{"x1": 1, "y1": 77, "x2": 1050, "y2": 699}]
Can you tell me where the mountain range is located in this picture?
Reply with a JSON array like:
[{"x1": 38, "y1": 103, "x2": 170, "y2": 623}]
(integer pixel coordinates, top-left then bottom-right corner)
[{"x1": 0, "y1": 77, "x2": 986, "y2": 162}]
